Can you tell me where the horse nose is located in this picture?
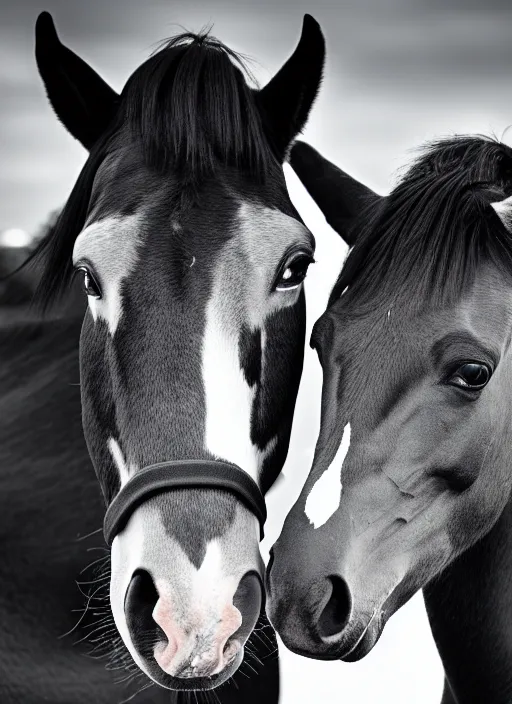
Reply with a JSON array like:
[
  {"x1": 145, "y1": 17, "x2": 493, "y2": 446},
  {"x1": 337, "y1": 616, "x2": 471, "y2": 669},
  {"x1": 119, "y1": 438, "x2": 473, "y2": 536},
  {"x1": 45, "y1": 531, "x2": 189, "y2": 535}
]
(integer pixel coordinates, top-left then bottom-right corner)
[
  {"x1": 317, "y1": 575, "x2": 352, "y2": 639},
  {"x1": 124, "y1": 569, "x2": 262, "y2": 679},
  {"x1": 268, "y1": 574, "x2": 353, "y2": 655}
]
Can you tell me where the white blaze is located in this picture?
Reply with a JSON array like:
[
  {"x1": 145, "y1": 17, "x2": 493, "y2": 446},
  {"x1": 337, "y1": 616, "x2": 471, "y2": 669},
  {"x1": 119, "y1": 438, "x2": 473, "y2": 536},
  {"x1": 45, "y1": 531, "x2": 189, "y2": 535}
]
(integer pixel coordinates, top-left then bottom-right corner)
[
  {"x1": 191, "y1": 540, "x2": 237, "y2": 604},
  {"x1": 305, "y1": 423, "x2": 351, "y2": 529},
  {"x1": 201, "y1": 201, "x2": 311, "y2": 481},
  {"x1": 202, "y1": 296, "x2": 260, "y2": 480}
]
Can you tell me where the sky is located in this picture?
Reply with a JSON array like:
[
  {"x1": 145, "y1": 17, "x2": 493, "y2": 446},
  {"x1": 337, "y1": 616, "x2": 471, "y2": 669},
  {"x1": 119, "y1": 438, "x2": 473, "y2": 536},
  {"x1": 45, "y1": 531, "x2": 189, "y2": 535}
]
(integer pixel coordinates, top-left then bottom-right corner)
[
  {"x1": 2, "y1": 0, "x2": 512, "y2": 235},
  {"x1": 2, "y1": 0, "x2": 512, "y2": 701}
]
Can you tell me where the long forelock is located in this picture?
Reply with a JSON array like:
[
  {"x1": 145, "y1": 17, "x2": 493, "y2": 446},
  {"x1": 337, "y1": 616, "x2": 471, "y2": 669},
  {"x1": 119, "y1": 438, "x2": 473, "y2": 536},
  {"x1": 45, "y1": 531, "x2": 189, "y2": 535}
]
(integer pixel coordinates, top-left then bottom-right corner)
[
  {"x1": 330, "y1": 135, "x2": 512, "y2": 311},
  {"x1": 119, "y1": 30, "x2": 278, "y2": 178}
]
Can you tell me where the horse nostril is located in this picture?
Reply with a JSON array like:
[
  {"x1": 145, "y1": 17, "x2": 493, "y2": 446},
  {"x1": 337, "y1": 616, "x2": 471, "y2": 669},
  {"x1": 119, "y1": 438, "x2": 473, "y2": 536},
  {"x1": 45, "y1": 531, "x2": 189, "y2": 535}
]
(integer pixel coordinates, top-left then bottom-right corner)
[
  {"x1": 125, "y1": 569, "x2": 162, "y2": 656},
  {"x1": 232, "y1": 572, "x2": 262, "y2": 640},
  {"x1": 317, "y1": 576, "x2": 352, "y2": 639}
]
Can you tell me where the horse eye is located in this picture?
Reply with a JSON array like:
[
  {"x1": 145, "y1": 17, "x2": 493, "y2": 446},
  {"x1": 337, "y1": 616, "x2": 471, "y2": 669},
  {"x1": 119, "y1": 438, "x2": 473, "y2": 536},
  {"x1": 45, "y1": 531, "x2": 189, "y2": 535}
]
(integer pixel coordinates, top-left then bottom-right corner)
[
  {"x1": 447, "y1": 362, "x2": 491, "y2": 390},
  {"x1": 78, "y1": 268, "x2": 101, "y2": 299},
  {"x1": 275, "y1": 254, "x2": 314, "y2": 292}
]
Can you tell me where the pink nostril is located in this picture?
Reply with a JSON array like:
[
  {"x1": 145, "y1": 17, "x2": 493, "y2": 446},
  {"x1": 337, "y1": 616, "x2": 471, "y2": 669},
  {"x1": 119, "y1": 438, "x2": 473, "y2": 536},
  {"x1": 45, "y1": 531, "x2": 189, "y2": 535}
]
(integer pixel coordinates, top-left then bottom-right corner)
[
  {"x1": 153, "y1": 602, "x2": 243, "y2": 677},
  {"x1": 152, "y1": 593, "x2": 182, "y2": 670},
  {"x1": 124, "y1": 571, "x2": 182, "y2": 673},
  {"x1": 154, "y1": 636, "x2": 179, "y2": 672},
  {"x1": 125, "y1": 571, "x2": 261, "y2": 679},
  {"x1": 124, "y1": 570, "x2": 169, "y2": 655},
  {"x1": 153, "y1": 615, "x2": 177, "y2": 671}
]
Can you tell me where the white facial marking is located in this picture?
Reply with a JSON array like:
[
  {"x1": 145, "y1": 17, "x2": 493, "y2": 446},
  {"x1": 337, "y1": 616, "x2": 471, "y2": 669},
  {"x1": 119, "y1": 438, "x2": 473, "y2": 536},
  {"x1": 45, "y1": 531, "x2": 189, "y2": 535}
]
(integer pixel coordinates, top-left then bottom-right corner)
[
  {"x1": 202, "y1": 201, "x2": 311, "y2": 480},
  {"x1": 72, "y1": 214, "x2": 144, "y2": 335},
  {"x1": 107, "y1": 437, "x2": 136, "y2": 487},
  {"x1": 341, "y1": 286, "x2": 349, "y2": 296},
  {"x1": 191, "y1": 540, "x2": 236, "y2": 603},
  {"x1": 305, "y1": 423, "x2": 351, "y2": 529},
  {"x1": 237, "y1": 201, "x2": 313, "y2": 324},
  {"x1": 152, "y1": 538, "x2": 243, "y2": 677},
  {"x1": 87, "y1": 297, "x2": 99, "y2": 322},
  {"x1": 110, "y1": 512, "x2": 147, "y2": 671},
  {"x1": 202, "y1": 296, "x2": 261, "y2": 481},
  {"x1": 491, "y1": 194, "x2": 512, "y2": 233},
  {"x1": 110, "y1": 499, "x2": 261, "y2": 683}
]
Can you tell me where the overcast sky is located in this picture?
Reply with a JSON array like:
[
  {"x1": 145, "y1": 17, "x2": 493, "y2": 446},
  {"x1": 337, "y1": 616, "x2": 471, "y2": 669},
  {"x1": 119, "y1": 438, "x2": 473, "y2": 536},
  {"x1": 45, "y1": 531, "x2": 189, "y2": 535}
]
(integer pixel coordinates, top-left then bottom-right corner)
[
  {"x1": 2, "y1": 0, "x2": 512, "y2": 233},
  {"x1": 2, "y1": 1, "x2": 511, "y2": 702}
]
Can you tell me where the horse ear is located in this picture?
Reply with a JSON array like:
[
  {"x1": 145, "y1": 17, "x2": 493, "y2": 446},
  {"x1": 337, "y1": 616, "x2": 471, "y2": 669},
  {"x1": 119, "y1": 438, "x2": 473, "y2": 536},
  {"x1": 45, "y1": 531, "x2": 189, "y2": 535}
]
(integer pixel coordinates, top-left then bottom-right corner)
[
  {"x1": 258, "y1": 15, "x2": 325, "y2": 161},
  {"x1": 290, "y1": 141, "x2": 383, "y2": 245},
  {"x1": 491, "y1": 194, "x2": 512, "y2": 232},
  {"x1": 35, "y1": 11, "x2": 120, "y2": 150}
]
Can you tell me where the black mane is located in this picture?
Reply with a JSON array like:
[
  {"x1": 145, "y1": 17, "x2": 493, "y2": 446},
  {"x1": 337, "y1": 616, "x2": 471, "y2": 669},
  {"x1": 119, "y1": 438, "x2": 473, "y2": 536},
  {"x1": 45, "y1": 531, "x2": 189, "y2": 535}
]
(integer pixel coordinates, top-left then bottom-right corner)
[
  {"x1": 331, "y1": 135, "x2": 512, "y2": 309},
  {"x1": 29, "y1": 31, "x2": 278, "y2": 310}
]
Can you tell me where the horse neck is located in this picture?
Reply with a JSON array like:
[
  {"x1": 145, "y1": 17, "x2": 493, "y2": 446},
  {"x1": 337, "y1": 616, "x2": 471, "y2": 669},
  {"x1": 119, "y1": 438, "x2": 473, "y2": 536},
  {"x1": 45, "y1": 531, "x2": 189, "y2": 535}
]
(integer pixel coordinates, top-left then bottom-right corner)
[{"x1": 423, "y1": 490, "x2": 512, "y2": 704}]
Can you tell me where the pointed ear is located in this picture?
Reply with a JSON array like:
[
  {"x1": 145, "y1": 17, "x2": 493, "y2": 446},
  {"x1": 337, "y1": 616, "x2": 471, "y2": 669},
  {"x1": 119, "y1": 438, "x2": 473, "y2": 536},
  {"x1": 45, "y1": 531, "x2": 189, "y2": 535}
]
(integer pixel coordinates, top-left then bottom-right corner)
[
  {"x1": 491, "y1": 194, "x2": 512, "y2": 232},
  {"x1": 257, "y1": 15, "x2": 325, "y2": 161},
  {"x1": 290, "y1": 141, "x2": 383, "y2": 245},
  {"x1": 35, "y1": 11, "x2": 120, "y2": 150}
]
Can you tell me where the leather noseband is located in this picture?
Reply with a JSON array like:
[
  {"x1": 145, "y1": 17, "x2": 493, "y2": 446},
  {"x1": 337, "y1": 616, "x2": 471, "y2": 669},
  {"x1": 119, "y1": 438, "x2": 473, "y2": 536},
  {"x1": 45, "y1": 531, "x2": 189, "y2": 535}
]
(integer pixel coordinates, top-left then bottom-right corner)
[{"x1": 103, "y1": 459, "x2": 267, "y2": 546}]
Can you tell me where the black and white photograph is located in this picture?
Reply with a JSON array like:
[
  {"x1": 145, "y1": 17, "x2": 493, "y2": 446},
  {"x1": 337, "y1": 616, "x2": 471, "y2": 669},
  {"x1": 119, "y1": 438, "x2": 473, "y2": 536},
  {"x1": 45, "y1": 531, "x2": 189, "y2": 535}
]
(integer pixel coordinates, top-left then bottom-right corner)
[{"x1": 1, "y1": 1, "x2": 511, "y2": 702}]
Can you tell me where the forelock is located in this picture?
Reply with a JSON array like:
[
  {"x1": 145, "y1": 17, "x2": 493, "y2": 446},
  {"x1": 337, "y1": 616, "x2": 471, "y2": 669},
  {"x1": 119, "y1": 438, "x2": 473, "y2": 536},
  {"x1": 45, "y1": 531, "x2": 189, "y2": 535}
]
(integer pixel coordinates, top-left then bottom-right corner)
[{"x1": 330, "y1": 135, "x2": 512, "y2": 313}]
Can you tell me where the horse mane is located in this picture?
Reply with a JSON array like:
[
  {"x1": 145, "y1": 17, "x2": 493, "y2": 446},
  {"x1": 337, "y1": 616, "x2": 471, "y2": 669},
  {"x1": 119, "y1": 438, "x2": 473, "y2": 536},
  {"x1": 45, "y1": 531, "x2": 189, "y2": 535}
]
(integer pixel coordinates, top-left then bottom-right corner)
[
  {"x1": 330, "y1": 135, "x2": 512, "y2": 309},
  {"x1": 27, "y1": 30, "x2": 277, "y2": 310}
]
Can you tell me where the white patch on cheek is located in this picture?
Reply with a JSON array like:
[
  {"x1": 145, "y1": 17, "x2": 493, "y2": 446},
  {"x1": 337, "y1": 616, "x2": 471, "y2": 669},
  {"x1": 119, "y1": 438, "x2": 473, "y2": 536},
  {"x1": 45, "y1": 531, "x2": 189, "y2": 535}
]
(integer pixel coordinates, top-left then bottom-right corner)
[
  {"x1": 72, "y1": 214, "x2": 143, "y2": 335},
  {"x1": 305, "y1": 423, "x2": 351, "y2": 529},
  {"x1": 107, "y1": 437, "x2": 136, "y2": 487}
]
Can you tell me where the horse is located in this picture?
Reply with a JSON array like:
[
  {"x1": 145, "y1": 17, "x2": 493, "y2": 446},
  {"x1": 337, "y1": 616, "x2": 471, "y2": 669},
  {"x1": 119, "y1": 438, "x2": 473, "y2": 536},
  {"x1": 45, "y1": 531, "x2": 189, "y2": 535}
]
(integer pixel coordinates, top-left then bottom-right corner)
[
  {"x1": 266, "y1": 137, "x2": 512, "y2": 704},
  {"x1": 6, "y1": 9, "x2": 325, "y2": 698},
  {"x1": 0, "y1": 286, "x2": 298, "y2": 704}
]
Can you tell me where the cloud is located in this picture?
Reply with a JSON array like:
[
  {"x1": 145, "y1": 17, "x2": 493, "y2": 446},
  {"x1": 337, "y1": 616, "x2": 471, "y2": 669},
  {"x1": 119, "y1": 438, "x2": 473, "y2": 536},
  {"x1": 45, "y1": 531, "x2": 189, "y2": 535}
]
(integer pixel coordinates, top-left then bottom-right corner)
[{"x1": 2, "y1": 0, "x2": 512, "y2": 228}]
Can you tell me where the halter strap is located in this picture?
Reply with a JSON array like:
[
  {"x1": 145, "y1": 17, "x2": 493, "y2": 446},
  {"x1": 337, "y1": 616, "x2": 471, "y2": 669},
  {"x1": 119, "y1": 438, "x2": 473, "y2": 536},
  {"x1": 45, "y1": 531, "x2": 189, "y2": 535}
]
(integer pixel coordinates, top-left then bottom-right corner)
[{"x1": 103, "y1": 459, "x2": 267, "y2": 546}]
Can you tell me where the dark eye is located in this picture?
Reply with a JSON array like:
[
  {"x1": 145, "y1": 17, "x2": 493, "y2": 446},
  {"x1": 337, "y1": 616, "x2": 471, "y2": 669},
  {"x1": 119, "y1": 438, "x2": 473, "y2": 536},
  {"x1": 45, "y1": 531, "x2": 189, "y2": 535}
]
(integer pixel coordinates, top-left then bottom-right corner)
[
  {"x1": 447, "y1": 362, "x2": 491, "y2": 390},
  {"x1": 275, "y1": 254, "x2": 313, "y2": 291},
  {"x1": 78, "y1": 267, "x2": 101, "y2": 299}
]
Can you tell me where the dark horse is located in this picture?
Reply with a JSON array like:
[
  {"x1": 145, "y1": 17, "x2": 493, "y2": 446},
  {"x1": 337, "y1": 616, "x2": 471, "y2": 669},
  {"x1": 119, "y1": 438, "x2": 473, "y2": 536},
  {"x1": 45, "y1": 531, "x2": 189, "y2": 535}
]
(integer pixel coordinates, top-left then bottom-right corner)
[
  {"x1": 267, "y1": 137, "x2": 512, "y2": 704},
  {"x1": 0, "y1": 11, "x2": 325, "y2": 701}
]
